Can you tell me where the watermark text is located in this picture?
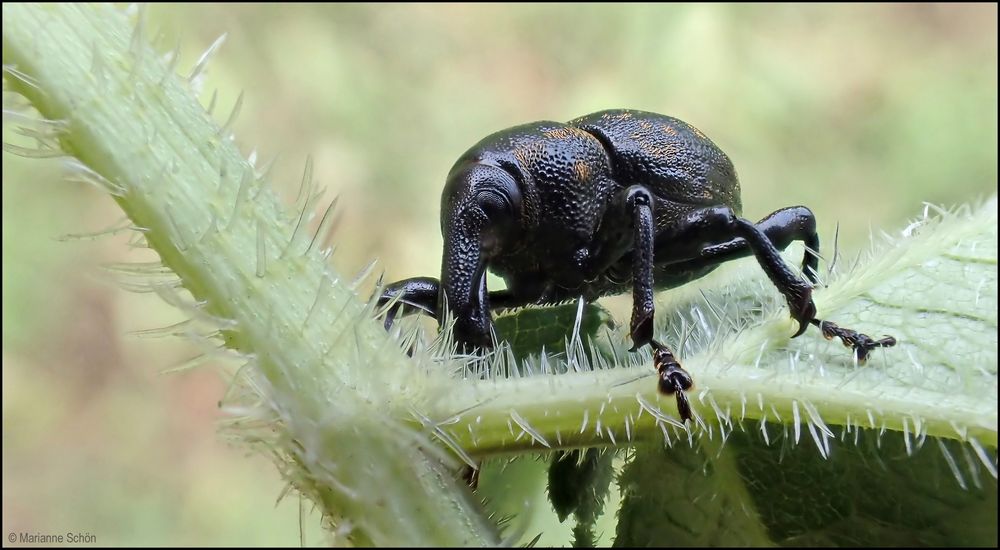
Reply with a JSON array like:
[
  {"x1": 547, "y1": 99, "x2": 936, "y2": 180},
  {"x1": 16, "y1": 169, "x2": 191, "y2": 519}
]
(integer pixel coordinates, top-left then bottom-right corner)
[{"x1": 8, "y1": 532, "x2": 97, "y2": 544}]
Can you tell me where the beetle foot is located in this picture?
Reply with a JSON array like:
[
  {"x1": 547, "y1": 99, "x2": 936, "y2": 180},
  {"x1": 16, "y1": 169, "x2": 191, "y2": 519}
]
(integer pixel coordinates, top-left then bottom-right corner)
[
  {"x1": 629, "y1": 308, "x2": 655, "y2": 352},
  {"x1": 810, "y1": 319, "x2": 897, "y2": 364},
  {"x1": 651, "y1": 340, "x2": 693, "y2": 423}
]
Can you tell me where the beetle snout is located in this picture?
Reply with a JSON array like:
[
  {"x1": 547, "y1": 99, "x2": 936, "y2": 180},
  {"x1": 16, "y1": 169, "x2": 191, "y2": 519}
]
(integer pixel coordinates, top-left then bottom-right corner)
[{"x1": 452, "y1": 318, "x2": 495, "y2": 351}]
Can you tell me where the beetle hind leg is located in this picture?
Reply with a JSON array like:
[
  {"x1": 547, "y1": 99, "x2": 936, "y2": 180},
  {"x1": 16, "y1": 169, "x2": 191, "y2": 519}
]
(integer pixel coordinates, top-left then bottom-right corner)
[
  {"x1": 654, "y1": 205, "x2": 895, "y2": 360},
  {"x1": 810, "y1": 319, "x2": 897, "y2": 364},
  {"x1": 761, "y1": 206, "x2": 820, "y2": 284},
  {"x1": 658, "y1": 206, "x2": 820, "y2": 285}
]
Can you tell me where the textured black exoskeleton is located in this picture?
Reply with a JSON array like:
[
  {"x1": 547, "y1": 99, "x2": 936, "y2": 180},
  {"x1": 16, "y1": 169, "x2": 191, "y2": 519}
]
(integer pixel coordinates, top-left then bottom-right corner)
[{"x1": 378, "y1": 109, "x2": 895, "y2": 422}]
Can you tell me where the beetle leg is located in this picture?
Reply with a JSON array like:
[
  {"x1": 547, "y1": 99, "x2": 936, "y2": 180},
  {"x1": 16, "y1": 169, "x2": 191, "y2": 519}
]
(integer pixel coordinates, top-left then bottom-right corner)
[
  {"x1": 651, "y1": 339, "x2": 694, "y2": 423},
  {"x1": 654, "y1": 206, "x2": 895, "y2": 358},
  {"x1": 587, "y1": 184, "x2": 698, "y2": 421},
  {"x1": 732, "y1": 214, "x2": 817, "y2": 336},
  {"x1": 379, "y1": 277, "x2": 532, "y2": 327},
  {"x1": 654, "y1": 206, "x2": 816, "y2": 336},
  {"x1": 618, "y1": 185, "x2": 657, "y2": 351},
  {"x1": 810, "y1": 319, "x2": 897, "y2": 364},
  {"x1": 662, "y1": 206, "x2": 820, "y2": 283},
  {"x1": 774, "y1": 206, "x2": 820, "y2": 284},
  {"x1": 378, "y1": 276, "x2": 441, "y2": 330},
  {"x1": 584, "y1": 185, "x2": 700, "y2": 422}
]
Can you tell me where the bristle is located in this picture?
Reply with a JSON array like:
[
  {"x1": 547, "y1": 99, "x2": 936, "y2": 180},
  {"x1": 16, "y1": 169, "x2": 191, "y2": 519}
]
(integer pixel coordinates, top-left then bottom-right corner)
[
  {"x1": 226, "y1": 165, "x2": 252, "y2": 231},
  {"x1": 241, "y1": 218, "x2": 263, "y2": 277},
  {"x1": 282, "y1": 157, "x2": 316, "y2": 258},
  {"x1": 128, "y1": 4, "x2": 146, "y2": 57},
  {"x1": 961, "y1": 444, "x2": 984, "y2": 490},
  {"x1": 159, "y1": 352, "x2": 214, "y2": 375},
  {"x1": 806, "y1": 418, "x2": 827, "y2": 459},
  {"x1": 159, "y1": 40, "x2": 181, "y2": 86},
  {"x1": 188, "y1": 33, "x2": 228, "y2": 92},
  {"x1": 350, "y1": 259, "x2": 378, "y2": 291},
  {"x1": 206, "y1": 89, "x2": 218, "y2": 116},
  {"x1": 411, "y1": 409, "x2": 476, "y2": 469},
  {"x1": 968, "y1": 436, "x2": 998, "y2": 480},
  {"x1": 937, "y1": 439, "x2": 968, "y2": 490},
  {"x1": 791, "y1": 400, "x2": 801, "y2": 445},
  {"x1": 128, "y1": 319, "x2": 195, "y2": 339},
  {"x1": 2, "y1": 141, "x2": 65, "y2": 159},
  {"x1": 759, "y1": 416, "x2": 771, "y2": 446},
  {"x1": 306, "y1": 197, "x2": 339, "y2": 256},
  {"x1": 902, "y1": 417, "x2": 913, "y2": 456},
  {"x1": 4, "y1": 63, "x2": 41, "y2": 91},
  {"x1": 219, "y1": 90, "x2": 244, "y2": 139}
]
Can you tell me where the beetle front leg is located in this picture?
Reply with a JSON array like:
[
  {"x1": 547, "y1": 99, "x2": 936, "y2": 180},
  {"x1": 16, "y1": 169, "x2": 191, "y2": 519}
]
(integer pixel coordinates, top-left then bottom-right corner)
[
  {"x1": 378, "y1": 277, "x2": 529, "y2": 333},
  {"x1": 378, "y1": 276, "x2": 440, "y2": 330}
]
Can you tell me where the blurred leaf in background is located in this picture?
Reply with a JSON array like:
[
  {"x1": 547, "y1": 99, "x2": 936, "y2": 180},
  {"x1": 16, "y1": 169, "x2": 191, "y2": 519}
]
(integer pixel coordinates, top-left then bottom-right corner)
[{"x1": 3, "y1": 4, "x2": 995, "y2": 545}]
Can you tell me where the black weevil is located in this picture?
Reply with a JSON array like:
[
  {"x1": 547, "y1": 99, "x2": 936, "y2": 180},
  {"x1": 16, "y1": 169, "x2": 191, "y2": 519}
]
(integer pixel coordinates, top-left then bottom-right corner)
[{"x1": 378, "y1": 109, "x2": 896, "y2": 422}]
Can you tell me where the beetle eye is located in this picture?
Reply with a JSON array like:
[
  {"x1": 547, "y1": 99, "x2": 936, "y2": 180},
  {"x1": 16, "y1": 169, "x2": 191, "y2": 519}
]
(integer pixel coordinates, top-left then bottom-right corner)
[{"x1": 476, "y1": 189, "x2": 511, "y2": 221}]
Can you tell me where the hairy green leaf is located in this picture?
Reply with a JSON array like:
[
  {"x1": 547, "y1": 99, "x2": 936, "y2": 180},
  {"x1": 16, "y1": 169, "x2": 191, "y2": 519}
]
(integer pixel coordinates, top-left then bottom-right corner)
[{"x1": 494, "y1": 301, "x2": 615, "y2": 361}]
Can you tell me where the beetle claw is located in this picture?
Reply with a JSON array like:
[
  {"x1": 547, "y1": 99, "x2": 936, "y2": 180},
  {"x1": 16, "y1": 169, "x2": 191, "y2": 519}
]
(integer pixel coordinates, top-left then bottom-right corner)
[
  {"x1": 789, "y1": 289, "x2": 816, "y2": 338},
  {"x1": 792, "y1": 318, "x2": 810, "y2": 338},
  {"x1": 629, "y1": 310, "x2": 654, "y2": 351}
]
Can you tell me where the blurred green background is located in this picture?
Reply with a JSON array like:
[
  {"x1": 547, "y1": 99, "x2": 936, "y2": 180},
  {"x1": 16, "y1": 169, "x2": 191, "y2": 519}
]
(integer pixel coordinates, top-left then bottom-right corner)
[{"x1": 3, "y1": 4, "x2": 996, "y2": 546}]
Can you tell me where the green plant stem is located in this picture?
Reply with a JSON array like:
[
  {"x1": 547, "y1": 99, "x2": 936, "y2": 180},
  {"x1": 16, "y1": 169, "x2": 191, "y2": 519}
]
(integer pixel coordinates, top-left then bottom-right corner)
[{"x1": 3, "y1": 4, "x2": 496, "y2": 545}]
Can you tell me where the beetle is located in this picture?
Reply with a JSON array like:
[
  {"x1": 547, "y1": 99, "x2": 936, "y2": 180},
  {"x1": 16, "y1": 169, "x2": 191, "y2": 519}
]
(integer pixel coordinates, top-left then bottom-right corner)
[{"x1": 377, "y1": 109, "x2": 895, "y2": 422}]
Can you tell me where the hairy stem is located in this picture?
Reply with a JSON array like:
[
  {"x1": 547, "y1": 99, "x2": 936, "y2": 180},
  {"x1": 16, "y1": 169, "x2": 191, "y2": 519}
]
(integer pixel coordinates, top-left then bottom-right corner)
[{"x1": 3, "y1": 4, "x2": 496, "y2": 545}]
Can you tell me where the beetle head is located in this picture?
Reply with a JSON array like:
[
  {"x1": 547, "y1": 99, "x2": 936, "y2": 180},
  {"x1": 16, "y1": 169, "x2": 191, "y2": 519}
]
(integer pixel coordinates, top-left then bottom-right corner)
[
  {"x1": 439, "y1": 163, "x2": 523, "y2": 349},
  {"x1": 442, "y1": 162, "x2": 523, "y2": 257}
]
